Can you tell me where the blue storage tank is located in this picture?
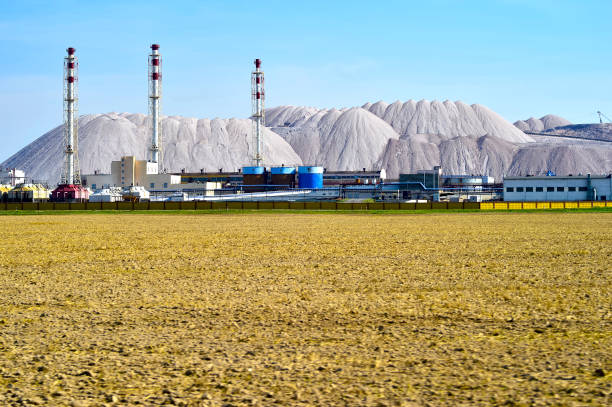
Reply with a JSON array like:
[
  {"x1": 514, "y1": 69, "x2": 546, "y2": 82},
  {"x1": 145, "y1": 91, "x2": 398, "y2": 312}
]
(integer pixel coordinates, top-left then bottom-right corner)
[
  {"x1": 242, "y1": 166, "x2": 266, "y2": 192},
  {"x1": 270, "y1": 167, "x2": 296, "y2": 175},
  {"x1": 242, "y1": 166, "x2": 265, "y2": 175},
  {"x1": 298, "y1": 166, "x2": 324, "y2": 189},
  {"x1": 271, "y1": 167, "x2": 296, "y2": 189}
]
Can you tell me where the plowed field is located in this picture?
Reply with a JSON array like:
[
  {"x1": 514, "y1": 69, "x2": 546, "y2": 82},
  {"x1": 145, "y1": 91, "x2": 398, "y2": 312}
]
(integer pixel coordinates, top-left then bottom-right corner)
[{"x1": 0, "y1": 212, "x2": 610, "y2": 406}]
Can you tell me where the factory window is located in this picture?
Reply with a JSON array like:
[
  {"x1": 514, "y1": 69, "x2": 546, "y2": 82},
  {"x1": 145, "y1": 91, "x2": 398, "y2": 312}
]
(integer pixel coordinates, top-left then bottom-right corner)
[
  {"x1": 516, "y1": 187, "x2": 524, "y2": 192},
  {"x1": 506, "y1": 187, "x2": 514, "y2": 192},
  {"x1": 536, "y1": 187, "x2": 543, "y2": 192},
  {"x1": 579, "y1": 186, "x2": 588, "y2": 192},
  {"x1": 525, "y1": 187, "x2": 533, "y2": 192},
  {"x1": 568, "y1": 187, "x2": 576, "y2": 192},
  {"x1": 91, "y1": 184, "x2": 97, "y2": 189},
  {"x1": 557, "y1": 187, "x2": 564, "y2": 192},
  {"x1": 163, "y1": 182, "x2": 168, "y2": 188},
  {"x1": 150, "y1": 183, "x2": 155, "y2": 188},
  {"x1": 547, "y1": 187, "x2": 554, "y2": 192},
  {"x1": 601, "y1": 196, "x2": 606, "y2": 201}
]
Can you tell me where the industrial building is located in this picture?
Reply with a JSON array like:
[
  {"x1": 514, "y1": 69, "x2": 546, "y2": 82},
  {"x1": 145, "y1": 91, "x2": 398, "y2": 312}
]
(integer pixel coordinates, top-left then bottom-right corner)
[
  {"x1": 442, "y1": 174, "x2": 495, "y2": 190},
  {"x1": 84, "y1": 156, "x2": 180, "y2": 190},
  {"x1": 239, "y1": 166, "x2": 322, "y2": 192},
  {"x1": 89, "y1": 187, "x2": 123, "y2": 202},
  {"x1": 398, "y1": 167, "x2": 442, "y2": 201},
  {"x1": 503, "y1": 174, "x2": 611, "y2": 201},
  {"x1": 0, "y1": 184, "x2": 13, "y2": 202},
  {"x1": 7, "y1": 184, "x2": 49, "y2": 202},
  {"x1": 395, "y1": 168, "x2": 501, "y2": 202},
  {"x1": 441, "y1": 174, "x2": 499, "y2": 202},
  {"x1": 79, "y1": 55, "x2": 329, "y2": 201},
  {"x1": 17, "y1": 44, "x2": 608, "y2": 207},
  {"x1": 82, "y1": 45, "x2": 187, "y2": 198},
  {"x1": 179, "y1": 171, "x2": 242, "y2": 186},
  {"x1": 323, "y1": 169, "x2": 386, "y2": 186},
  {"x1": 0, "y1": 168, "x2": 26, "y2": 186}
]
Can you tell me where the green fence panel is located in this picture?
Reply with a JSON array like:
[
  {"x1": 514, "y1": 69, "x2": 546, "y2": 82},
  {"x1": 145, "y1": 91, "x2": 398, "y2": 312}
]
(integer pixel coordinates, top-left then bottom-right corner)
[
  {"x1": 258, "y1": 202, "x2": 275, "y2": 209},
  {"x1": 22, "y1": 202, "x2": 38, "y2": 211},
  {"x1": 164, "y1": 202, "x2": 181, "y2": 210},
  {"x1": 305, "y1": 202, "x2": 321, "y2": 210},
  {"x1": 320, "y1": 202, "x2": 337, "y2": 210},
  {"x1": 149, "y1": 202, "x2": 165, "y2": 210},
  {"x1": 273, "y1": 201, "x2": 290, "y2": 209},
  {"x1": 54, "y1": 203, "x2": 70, "y2": 211},
  {"x1": 212, "y1": 201, "x2": 228, "y2": 210},
  {"x1": 196, "y1": 201, "x2": 212, "y2": 210}
]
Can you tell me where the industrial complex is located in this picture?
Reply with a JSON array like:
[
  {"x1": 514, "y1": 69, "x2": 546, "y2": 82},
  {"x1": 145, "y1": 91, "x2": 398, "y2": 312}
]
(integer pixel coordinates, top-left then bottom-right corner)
[{"x1": 1, "y1": 44, "x2": 610, "y2": 206}]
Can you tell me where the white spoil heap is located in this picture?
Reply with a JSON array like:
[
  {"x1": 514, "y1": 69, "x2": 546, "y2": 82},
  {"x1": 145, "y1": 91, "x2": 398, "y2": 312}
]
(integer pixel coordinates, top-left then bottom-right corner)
[{"x1": 2, "y1": 101, "x2": 611, "y2": 183}]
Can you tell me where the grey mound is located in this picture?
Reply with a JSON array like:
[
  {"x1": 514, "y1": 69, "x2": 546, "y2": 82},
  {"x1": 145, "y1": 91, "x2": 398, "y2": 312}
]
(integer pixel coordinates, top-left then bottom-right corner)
[
  {"x1": 3, "y1": 102, "x2": 611, "y2": 185},
  {"x1": 1, "y1": 113, "x2": 302, "y2": 185},
  {"x1": 514, "y1": 115, "x2": 572, "y2": 132},
  {"x1": 538, "y1": 123, "x2": 612, "y2": 142}
]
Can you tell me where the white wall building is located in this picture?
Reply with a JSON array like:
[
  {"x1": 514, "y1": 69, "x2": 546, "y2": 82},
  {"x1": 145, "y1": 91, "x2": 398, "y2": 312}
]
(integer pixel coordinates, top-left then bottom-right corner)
[
  {"x1": 503, "y1": 174, "x2": 611, "y2": 202},
  {"x1": 0, "y1": 168, "x2": 26, "y2": 186},
  {"x1": 83, "y1": 156, "x2": 181, "y2": 191}
]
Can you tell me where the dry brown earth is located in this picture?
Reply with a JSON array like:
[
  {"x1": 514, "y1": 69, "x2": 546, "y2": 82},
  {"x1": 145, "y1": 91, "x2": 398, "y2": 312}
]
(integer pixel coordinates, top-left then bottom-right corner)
[{"x1": 0, "y1": 212, "x2": 610, "y2": 406}]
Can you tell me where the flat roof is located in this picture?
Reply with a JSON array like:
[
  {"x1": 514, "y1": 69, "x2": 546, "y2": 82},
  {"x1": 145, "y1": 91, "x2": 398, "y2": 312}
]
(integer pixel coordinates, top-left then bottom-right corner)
[
  {"x1": 178, "y1": 172, "x2": 241, "y2": 176},
  {"x1": 323, "y1": 171, "x2": 383, "y2": 175},
  {"x1": 504, "y1": 174, "x2": 611, "y2": 180}
]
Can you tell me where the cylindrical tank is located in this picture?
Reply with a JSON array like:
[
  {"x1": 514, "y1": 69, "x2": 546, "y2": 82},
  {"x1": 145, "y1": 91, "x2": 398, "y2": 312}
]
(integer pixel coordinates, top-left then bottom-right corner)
[
  {"x1": 298, "y1": 166, "x2": 324, "y2": 189},
  {"x1": 270, "y1": 167, "x2": 296, "y2": 189},
  {"x1": 8, "y1": 184, "x2": 33, "y2": 202},
  {"x1": 242, "y1": 166, "x2": 266, "y2": 192},
  {"x1": 0, "y1": 185, "x2": 11, "y2": 202},
  {"x1": 34, "y1": 184, "x2": 50, "y2": 201}
]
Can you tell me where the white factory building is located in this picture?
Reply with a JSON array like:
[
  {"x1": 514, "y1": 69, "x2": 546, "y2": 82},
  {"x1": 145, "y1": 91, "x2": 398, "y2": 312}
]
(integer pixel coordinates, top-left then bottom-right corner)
[
  {"x1": 84, "y1": 156, "x2": 181, "y2": 191},
  {"x1": 503, "y1": 174, "x2": 611, "y2": 202},
  {"x1": 83, "y1": 155, "x2": 222, "y2": 199},
  {"x1": 0, "y1": 168, "x2": 26, "y2": 186}
]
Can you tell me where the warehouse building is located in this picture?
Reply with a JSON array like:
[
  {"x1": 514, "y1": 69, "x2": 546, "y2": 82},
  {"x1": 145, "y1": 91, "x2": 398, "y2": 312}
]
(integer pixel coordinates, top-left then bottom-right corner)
[
  {"x1": 442, "y1": 174, "x2": 495, "y2": 190},
  {"x1": 398, "y1": 167, "x2": 442, "y2": 201},
  {"x1": 440, "y1": 174, "x2": 500, "y2": 202},
  {"x1": 179, "y1": 170, "x2": 242, "y2": 186},
  {"x1": 503, "y1": 174, "x2": 611, "y2": 201},
  {"x1": 323, "y1": 169, "x2": 386, "y2": 185},
  {"x1": 83, "y1": 156, "x2": 180, "y2": 190}
]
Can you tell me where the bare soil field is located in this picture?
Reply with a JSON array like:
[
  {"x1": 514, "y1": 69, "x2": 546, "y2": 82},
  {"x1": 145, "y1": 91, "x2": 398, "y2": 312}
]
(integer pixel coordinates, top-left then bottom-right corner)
[{"x1": 0, "y1": 212, "x2": 610, "y2": 406}]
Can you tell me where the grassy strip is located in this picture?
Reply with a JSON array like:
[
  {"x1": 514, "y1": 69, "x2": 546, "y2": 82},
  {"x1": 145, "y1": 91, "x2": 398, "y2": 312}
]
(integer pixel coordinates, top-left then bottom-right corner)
[{"x1": 0, "y1": 207, "x2": 610, "y2": 216}]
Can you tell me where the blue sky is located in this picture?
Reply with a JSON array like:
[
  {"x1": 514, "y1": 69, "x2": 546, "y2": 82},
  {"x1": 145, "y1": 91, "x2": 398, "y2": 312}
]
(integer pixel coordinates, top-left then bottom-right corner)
[{"x1": 1, "y1": 0, "x2": 611, "y2": 161}]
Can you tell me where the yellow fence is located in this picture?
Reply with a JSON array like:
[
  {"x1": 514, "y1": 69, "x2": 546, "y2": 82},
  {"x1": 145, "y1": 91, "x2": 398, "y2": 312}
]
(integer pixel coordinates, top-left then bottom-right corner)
[
  {"x1": 0, "y1": 200, "x2": 609, "y2": 212},
  {"x1": 479, "y1": 201, "x2": 609, "y2": 210}
]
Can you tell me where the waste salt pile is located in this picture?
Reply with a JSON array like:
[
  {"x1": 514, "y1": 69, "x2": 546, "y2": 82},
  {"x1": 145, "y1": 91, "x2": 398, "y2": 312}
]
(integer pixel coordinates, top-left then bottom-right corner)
[{"x1": 3, "y1": 102, "x2": 611, "y2": 184}]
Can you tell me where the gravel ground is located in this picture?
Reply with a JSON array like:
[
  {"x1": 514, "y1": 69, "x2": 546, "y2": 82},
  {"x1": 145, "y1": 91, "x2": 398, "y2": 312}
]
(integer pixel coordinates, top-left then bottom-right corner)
[{"x1": 0, "y1": 212, "x2": 610, "y2": 406}]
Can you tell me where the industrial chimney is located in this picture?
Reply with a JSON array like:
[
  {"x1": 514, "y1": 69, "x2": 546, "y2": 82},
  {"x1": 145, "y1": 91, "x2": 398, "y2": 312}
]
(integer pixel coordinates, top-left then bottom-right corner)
[
  {"x1": 251, "y1": 58, "x2": 265, "y2": 166},
  {"x1": 149, "y1": 44, "x2": 162, "y2": 172},
  {"x1": 62, "y1": 47, "x2": 80, "y2": 185},
  {"x1": 51, "y1": 47, "x2": 88, "y2": 202}
]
